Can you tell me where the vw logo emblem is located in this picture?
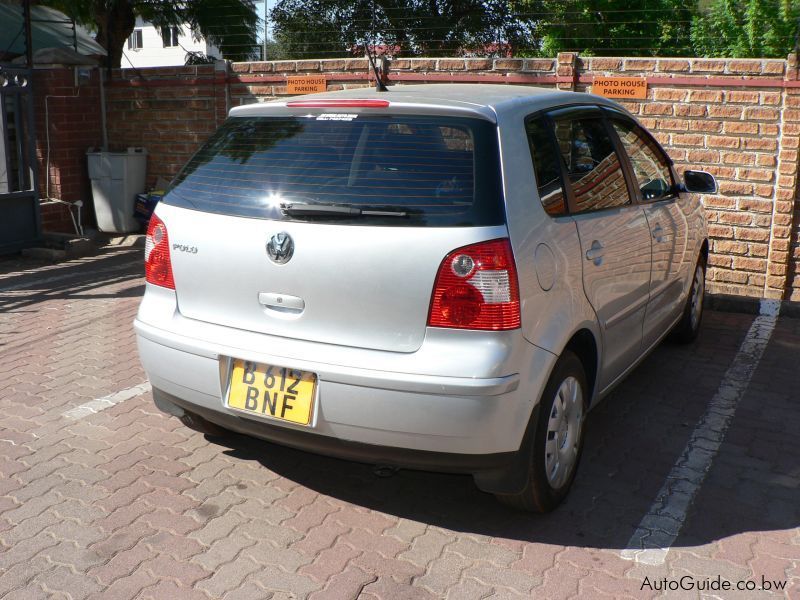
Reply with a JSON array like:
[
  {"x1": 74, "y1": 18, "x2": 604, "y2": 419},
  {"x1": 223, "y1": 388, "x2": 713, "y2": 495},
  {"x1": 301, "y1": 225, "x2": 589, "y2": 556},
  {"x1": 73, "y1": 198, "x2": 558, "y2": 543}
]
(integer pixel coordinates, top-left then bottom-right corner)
[{"x1": 266, "y1": 232, "x2": 294, "y2": 264}]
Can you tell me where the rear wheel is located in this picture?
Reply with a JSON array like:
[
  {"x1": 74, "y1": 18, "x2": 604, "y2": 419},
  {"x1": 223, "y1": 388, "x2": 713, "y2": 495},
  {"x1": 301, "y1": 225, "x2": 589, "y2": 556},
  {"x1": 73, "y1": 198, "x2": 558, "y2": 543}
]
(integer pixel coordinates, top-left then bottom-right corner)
[
  {"x1": 671, "y1": 256, "x2": 706, "y2": 343},
  {"x1": 495, "y1": 351, "x2": 587, "y2": 512}
]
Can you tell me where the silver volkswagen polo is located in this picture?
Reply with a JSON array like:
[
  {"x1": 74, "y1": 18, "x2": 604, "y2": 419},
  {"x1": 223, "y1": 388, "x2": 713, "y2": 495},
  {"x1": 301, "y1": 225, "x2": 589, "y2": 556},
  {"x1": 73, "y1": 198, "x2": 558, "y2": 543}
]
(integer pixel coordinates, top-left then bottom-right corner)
[{"x1": 135, "y1": 84, "x2": 715, "y2": 512}]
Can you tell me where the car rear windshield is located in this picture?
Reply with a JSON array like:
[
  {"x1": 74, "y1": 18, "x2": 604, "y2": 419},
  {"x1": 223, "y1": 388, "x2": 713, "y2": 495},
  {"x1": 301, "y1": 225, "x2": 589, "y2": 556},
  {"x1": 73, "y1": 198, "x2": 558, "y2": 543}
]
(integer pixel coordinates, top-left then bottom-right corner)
[{"x1": 163, "y1": 114, "x2": 505, "y2": 227}]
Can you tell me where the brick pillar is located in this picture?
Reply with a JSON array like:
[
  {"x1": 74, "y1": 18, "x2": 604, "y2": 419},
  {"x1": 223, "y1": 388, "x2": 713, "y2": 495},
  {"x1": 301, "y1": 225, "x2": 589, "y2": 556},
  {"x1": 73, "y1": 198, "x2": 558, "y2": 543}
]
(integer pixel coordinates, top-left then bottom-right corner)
[
  {"x1": 783, "y1": 52, "x2": 800, "y2": 300},
  {"x1": 556, "y1": 52, "x2": 578, "y2": 91},
  {"x1": 214, "y1": 60, "x2": 229, "y2": 126},
  {"x1": 765, "y1": 52, "x2": 800, "y2": 299}
]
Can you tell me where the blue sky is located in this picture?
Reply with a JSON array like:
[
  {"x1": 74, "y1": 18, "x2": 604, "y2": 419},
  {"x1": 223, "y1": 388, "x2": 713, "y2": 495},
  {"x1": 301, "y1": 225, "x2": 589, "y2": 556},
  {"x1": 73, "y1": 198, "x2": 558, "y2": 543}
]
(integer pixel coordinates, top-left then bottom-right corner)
[{"x1": 258, "y1": 0, "x2": 277, "y2": 41}]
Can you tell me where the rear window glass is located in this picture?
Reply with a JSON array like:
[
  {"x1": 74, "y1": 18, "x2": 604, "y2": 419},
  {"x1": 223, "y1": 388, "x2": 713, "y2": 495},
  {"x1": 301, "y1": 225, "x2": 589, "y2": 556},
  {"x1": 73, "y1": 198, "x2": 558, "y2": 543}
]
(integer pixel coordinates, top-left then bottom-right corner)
[{"x1": 164, "y1": 115, "x2": 505, "y2": 227}]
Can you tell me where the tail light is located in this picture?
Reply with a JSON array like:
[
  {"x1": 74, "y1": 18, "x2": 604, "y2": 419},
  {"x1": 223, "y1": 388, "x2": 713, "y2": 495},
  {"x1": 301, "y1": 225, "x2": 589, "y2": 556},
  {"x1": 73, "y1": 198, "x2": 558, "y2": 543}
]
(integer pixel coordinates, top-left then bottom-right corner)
[
  {"x1": 144, "y1": 214, "x2": 175, "y2": 289},
  {"x1": 428, "y1": 238, "x2": 521, "y2": 331}
]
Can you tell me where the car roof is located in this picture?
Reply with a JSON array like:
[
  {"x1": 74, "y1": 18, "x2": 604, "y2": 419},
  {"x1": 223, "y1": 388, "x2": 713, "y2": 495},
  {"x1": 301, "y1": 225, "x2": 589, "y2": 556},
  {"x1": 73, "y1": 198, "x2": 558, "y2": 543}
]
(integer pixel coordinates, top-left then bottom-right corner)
[{"x1": 229, "y1": 83, "x2": 622, "y2": 122}]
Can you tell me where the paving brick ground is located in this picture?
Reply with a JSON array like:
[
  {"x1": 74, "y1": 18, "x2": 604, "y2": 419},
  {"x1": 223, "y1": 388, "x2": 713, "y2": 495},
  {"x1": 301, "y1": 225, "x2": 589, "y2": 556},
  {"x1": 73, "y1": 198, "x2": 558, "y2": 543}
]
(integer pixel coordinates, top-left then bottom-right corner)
[{"x1": 0, "y1": 244, "x2": 798, "y2": 599}]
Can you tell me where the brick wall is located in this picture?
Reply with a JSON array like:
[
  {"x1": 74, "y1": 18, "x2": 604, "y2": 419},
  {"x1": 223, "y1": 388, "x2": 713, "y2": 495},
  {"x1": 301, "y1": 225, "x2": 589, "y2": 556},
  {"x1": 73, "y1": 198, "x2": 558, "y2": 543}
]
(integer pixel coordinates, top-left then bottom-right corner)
[
  {"x1": 32, "y1": 67, "x2": 104, "y2": 234},
  {"x1": 104, "y1": 63, "x2": 228, "y2": 187},
  {"x1": 80, "y1": 53, "x2": 800, "y2": 301}
]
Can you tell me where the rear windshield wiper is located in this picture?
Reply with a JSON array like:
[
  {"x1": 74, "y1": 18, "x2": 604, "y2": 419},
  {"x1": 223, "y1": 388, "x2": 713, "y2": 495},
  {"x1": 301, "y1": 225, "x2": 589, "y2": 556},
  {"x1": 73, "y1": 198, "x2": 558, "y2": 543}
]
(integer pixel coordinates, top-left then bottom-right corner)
[{"x1": 280, "y1": 202, "x2": 409, "y2": 218}]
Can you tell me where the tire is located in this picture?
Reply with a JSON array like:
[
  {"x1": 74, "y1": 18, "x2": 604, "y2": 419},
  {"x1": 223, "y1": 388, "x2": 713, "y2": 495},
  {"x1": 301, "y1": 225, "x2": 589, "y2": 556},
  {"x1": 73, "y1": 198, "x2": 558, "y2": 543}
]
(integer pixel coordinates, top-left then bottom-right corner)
[
  {"x1": 495, "y1": 351, "x2": 588, "y2": 513},
  {"x1": 670, "y1": 255, "x2": 706, "y2": 344}
]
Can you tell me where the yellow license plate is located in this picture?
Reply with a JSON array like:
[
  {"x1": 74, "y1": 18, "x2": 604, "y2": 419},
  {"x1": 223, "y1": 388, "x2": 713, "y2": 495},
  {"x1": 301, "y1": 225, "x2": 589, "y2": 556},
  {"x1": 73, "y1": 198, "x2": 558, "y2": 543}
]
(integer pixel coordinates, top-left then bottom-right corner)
[{"x1": 227, "y1": 359, "x2": 316, "y2": 426}]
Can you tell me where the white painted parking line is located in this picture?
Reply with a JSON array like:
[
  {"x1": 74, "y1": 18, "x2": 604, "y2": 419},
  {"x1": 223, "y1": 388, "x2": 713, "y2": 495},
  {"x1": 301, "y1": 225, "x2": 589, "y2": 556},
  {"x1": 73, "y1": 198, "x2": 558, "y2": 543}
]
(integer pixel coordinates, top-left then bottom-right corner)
[
  {"x1": 621, "y1": 299, "x2": 780, "y2": 566},
  {"x1": 62, "y1": 382, "x2": 152, "y2": 420}
]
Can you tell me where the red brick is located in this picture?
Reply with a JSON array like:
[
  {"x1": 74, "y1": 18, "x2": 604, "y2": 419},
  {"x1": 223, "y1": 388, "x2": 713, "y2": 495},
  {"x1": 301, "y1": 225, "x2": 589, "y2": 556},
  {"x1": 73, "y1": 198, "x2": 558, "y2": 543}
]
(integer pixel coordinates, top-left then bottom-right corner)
[
  {"x1": 726, "y1": 90, "x2": 760, "y2": 104},
  {"x1": 642, "y1": 103, "x2": 673, "y2": 116},
  {"x1": 760, "y1": 123, "x2": 779, "y2": 135},
  {"x1": 653, "y1": 88, "x2": 688, "y2": 102},
  {"x1": 721, "y1": 152, "x2": 756, "y2": 166},
  {"x1": 743, "y1": 106, "x2": 780, "y2": 120},
  {"x1": 714, "y1": 240, "x2": 749, "y2": 255},
  {"x1": 525, "y1": 59, "x2": 555, "y2": 71},
  {"x1": 658, "y1": 60, "x2": 690, "y2": 72},
  {"x1": 757, "y1": 154, "x2": 777, "y2": 167},
  {"x1": 273, "y1": 61, "x2": 297, "y2": 72},
  {"x1": 438, "y1": 59, "x2": 465, "y2": 70},
  {"x1": 689, "y1": 120, "x2": 723, "y2": 132},
  {"x1": 718, "y1": 181, "x2": 753, "y2": 195},
  {"x1": 738, "y1": 168, "x2": 774, "y2": 182},
  {"x1": 672, "y1": 133, "x2": 705, "y2": 146},
  {"x1": 623, "y1": 59, "x2": 655, "y2": 71},
  {"x1": 738, "y1": 197, "x2": 774, "y2": 212},
  {"x1": 494, "y1": 58, "x2": 524, "y2": 70},
  {"x1": 728, "y1": 60, "x2": 764, "y2": 74},
  {"x1": 464, "y1": 59, "x2": 492, "y2": 71},
  {"x1": 320, "y1": 60, "x2": 347, "y2": 71},
  {"x1": 590, "y1": 58, "x2": 622, "y2": 70},
  {"x1": 658, "y1": 118, "x2": 689, "y2": 131},
  {"x1": 762, "y1": 60, "x2": 785, "y2": 75},
  {"x1": 687, "y1": 149, "x2": 719, "y2": 163},
  {"x1": 689, "y1": 90, "x2": 724, "y2": 103},
  {"x1": 708, "y1": 105, "x2": 743, "y2": 119},
  {"x1": 674, "y1": 104, "x2": 707, "y2": 117},
  {"x1": 690, "y1": 59, "x2": 727, "y2": 73},
  {"x1": 707, "y1": 135, "x2": 740, "y2": 149}
]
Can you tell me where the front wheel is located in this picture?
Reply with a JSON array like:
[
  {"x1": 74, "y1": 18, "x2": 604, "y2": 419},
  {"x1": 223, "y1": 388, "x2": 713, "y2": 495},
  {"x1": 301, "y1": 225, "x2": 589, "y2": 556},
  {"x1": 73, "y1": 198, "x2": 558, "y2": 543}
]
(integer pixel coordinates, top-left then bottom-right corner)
[
  {"x1": 671, "y1": 256, "x2": 706, "y2": 343},
  {"x1": 495, "y1": 351, "x2": 587, "y2": 513}
]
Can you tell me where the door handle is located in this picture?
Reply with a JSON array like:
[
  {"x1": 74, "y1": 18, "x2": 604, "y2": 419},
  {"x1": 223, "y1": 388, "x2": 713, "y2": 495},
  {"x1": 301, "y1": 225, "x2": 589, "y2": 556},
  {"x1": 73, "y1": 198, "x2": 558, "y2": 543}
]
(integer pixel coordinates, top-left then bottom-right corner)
[
  {"x1": 259, "y1": 292, "x2": 305, "y2": 313},
  {"x1": 585, "y1": 240, "x2": 604, "y2": 266},
  {"x1": 652, "y1": 224, "x2": 664, "y2": 243}
]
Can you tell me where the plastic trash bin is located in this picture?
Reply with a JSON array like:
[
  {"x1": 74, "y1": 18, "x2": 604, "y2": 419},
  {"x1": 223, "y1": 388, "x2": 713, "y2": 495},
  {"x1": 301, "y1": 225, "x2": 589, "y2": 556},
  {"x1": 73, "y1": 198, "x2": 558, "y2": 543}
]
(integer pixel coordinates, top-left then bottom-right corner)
[{"x1": 87, "y1": 147, "x2": 147, "y2": 233}]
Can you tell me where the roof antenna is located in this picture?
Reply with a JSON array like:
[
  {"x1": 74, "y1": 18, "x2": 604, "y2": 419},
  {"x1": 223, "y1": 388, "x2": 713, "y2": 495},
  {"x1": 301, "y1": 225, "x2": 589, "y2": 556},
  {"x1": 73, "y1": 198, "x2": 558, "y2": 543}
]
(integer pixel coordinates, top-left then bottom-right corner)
[
  {"x1": 366, "y1": 46, "x2": 388, "y2": 92},
  {"x1": 366, "y1": 0, "x2": 388, "y2": 92}
]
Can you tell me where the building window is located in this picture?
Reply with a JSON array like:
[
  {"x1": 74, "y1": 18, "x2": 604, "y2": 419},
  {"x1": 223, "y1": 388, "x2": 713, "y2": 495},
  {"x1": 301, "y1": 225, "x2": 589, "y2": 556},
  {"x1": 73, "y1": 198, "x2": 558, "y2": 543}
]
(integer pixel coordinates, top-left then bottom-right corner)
[
  {"x1": 162, "y1": 26, "x2": 180, "y2": 48},
  {"x1": 128, "y1": 29, "x2": 143, "y2": 50}
]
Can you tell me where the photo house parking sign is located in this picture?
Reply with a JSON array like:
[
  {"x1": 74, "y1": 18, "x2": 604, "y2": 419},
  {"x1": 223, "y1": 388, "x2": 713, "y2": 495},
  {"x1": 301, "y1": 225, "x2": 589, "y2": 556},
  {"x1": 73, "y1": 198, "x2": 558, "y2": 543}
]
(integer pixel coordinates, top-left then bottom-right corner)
[{"x1": 592, "y1": 76, "x2": 648, "y2": 99}]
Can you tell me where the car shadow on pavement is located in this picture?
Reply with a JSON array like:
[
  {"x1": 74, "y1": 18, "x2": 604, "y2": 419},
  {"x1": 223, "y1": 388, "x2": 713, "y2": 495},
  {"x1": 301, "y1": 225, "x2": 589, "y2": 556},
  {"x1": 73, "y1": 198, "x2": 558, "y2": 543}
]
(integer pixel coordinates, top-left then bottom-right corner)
[
  {"x1": 207, "y1": 310, "x2": 800, "y2": 551},
  {"x1": 0, "y1": 247, "x2": 144, "y2": 312}
]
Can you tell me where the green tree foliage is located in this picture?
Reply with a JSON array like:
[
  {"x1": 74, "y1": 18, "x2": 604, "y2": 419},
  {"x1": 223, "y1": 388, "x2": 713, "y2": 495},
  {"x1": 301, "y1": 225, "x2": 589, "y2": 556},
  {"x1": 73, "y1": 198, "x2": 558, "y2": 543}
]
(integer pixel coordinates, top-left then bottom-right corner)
[
  {"x1": 529, "y1": 0, "x2": 695, "y2": 56},
  {"x1": 268, "y1": 0, "x2": 539, "y2": 59},
  {"x1": 44, "y1": 0, "x2": 259, "y2": 67},
  {"x1": 691, "y1": 0, "x2": 799, "y2": 57}
]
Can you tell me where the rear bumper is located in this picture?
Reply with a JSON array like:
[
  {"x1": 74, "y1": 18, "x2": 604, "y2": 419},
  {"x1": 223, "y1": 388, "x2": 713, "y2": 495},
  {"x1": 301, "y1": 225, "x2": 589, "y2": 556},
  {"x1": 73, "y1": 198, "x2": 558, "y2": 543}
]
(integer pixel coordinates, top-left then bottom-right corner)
[
  {"x1": 134, "y1": 300, "x2": 557, "y2": 465},
  {"x1": 153, "y1": 386, "x2": 516, "y2": 475}
]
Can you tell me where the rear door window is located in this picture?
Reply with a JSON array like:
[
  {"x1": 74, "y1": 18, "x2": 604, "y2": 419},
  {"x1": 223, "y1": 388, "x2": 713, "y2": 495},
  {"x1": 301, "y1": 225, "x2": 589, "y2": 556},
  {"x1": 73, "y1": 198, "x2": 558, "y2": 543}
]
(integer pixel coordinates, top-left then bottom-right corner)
[
  {"x1": 526, "y1": 117, "x2": 567, "y2": 217},
  {"x1": 164, "y1": 115, "x2": 505, "y2": 227},
  {"x1": 552, "y1": 117, "x2": 632, "y2": 213}
]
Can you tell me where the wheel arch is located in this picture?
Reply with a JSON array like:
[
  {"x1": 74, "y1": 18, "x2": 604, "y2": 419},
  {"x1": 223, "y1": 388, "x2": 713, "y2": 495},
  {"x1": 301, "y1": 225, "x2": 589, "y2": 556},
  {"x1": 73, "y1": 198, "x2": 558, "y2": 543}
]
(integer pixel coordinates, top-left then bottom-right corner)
[{"x1": 563, "y1": 328, "x2": 599, "y2": 407}]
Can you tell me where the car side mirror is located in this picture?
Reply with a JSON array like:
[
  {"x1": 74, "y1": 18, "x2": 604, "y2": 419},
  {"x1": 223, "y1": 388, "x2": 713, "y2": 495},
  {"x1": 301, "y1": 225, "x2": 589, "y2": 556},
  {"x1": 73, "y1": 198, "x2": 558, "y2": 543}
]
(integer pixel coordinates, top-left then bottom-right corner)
[{"x1": 682, "y1": 170, "x2": 717, "y2": 194}]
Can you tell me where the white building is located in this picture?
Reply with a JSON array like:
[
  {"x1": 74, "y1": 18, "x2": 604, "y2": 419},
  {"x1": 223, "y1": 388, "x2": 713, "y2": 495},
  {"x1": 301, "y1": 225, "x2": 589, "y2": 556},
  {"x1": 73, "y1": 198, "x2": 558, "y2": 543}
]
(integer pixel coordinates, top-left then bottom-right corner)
[
  {"x1": 122, "y1": 16, "x2": 222, "y2": 68},
  {"x1": 121, "y1": 1, "x2": 271, "y2": 69}
]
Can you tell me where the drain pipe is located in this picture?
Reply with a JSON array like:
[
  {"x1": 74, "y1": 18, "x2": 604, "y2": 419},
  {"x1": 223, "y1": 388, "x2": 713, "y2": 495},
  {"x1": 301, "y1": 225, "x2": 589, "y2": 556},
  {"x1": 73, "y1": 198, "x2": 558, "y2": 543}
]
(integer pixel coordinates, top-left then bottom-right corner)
[{"x1": 98, "y1": 67, "x2": 108, "y2": 150}]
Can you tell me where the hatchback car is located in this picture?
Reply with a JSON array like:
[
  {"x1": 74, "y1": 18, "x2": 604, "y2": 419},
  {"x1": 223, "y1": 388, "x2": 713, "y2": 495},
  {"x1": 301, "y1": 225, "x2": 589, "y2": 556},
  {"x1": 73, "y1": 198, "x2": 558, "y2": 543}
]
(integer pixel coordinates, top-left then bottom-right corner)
[{"x1": 135, "y1": 84, "x2": 716, "y2": 512}]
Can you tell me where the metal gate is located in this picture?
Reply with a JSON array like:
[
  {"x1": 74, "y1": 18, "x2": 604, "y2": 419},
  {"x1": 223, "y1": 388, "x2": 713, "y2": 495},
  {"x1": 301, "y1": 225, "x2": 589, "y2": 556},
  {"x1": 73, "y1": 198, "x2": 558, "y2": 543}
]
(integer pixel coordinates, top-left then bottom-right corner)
[{"x1": 0, "y1": 65, "x2": 40, "y2": 253}]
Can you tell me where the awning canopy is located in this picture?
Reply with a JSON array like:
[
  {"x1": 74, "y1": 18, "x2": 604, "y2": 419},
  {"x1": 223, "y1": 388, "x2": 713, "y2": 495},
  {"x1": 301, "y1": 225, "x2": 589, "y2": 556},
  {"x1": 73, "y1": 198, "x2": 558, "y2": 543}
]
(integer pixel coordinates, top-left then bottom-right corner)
[{"x1": 0, "y1": 2, "x2": 107, "y2": 58}]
